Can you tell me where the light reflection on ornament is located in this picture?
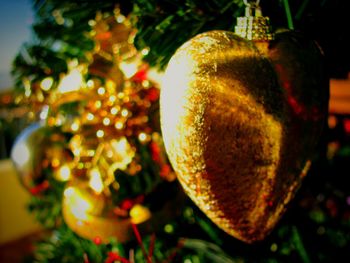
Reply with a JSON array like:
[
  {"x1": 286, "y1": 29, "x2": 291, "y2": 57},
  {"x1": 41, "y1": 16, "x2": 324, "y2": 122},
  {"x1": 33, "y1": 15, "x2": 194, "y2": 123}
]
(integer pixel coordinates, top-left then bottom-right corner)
[
  {"x1": 11, "y1": 138, "x2": 30, "y2": 167},
  {"x1": 115, "y1": 121, "x2": 123, "y2": 130},
  {"x1": 64, "y1": 186, "x2": 93, "y2": 220},
  {"x1": 55, "y1": 116, "x2": 63, "y2": 126},
  {"x1": 97, "y1": 87, "x2": 106, "y2": 95},
  {"x1": 116, "y1": 14, "x2": 125, "y2": 23},
  {"x1": 142, "y1": 80, "x2": 150, "y2": 88},
  {"x1": 55, "y1": 164, "x2": 72, "y2": 181},
  {"x1": 62, "y1": 183, "x2": 133, "y2": 243},
  {"x1": 88, "y1": 19, "x2": 96, "y2": 26},
  {"x1": 138, "y1": 132, "x2": 147, "y2": 143},
  {"x1": 89, "y1": 168, "x2": 104, "y2": 194},
  {"x1": 119, "y1": 61, "x2": 138, "y2": 78},
  {"x1": 141, "y1": 48, "x2": 149, "y2": 56},
  {"x1": 109, "y1": 95, "x2": 117, "y2": 103},
  {"x1": 23, "y1": 78, "x2": 31, "y2": 97},
  {"x1": 25, "y1": 89, "x2": 31, "y2": 97},
  {"x1": 106, "y1": 150, "x2": 113, "y2": 158},
  {"x1": 10, "y1": 123, "x2": 74, "y2": 192},
  {"x1": 130, "y1": 204, "x2": 151, "y2": 224},
  {"x1": 69, "y1": 135, "x2": 82, "y2": 156},
  {"x1": 121, "y1": 109, "x2": 128, "y2": 117},
  {"x1": 96, "y1": 130, "x2": 104, "y2": 138},
  {"x1": 111, "y1": 107, "x2": 118, "y2": 115},
  {"x1": 109, "y1": 138, "x2": 134, "y2": 170},
  {"x1": 87, "y1": 113, "x2": 94, "y2": 121},
  {"x1": 71, "y1": 121, "x2": 80, "y2": 131},
  {"x1": 72, "y1": 147, "x2": 81, "y2": 157},
  {"x1": 39, "y1": 105, "x2": 50, "y2": 120},
  {"x1": 40, "y1": 77, "x2": 54, "y2": 91},
  {"x1": 64, "y1": 186, "x2": 74, "y2": 197},
  {"x1": 57, "y1": 66, "x2": 85, "y2": 94},
  {"x1": 87, "y1": 79, "x2": 94, "y2": 88},
  {"x1": 103, "y1": 117, "x2": 111, "y2": 126}
]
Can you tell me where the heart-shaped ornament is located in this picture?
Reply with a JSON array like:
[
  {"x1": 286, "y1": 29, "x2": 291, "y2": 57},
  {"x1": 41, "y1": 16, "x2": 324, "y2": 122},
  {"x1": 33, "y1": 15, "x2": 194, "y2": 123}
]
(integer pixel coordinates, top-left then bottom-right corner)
[{"x1": 160, "y1": 14, "x2": 328, "y2": 243}]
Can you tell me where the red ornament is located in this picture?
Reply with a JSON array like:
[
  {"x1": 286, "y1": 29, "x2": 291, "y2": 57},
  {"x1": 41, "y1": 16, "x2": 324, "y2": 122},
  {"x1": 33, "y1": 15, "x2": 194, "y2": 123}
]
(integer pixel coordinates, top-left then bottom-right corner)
[
  {"x1": 29, "y1": 180, "x2": 50, "y2": 195},
  {"x1": 146, "y1": 87, "x2": 160, "y2": 102},
  {"x1": 132, "y1": 66, "x2": 148, "y2": 83},
  {"x1": 105, "y1": 252, "x2": 129, "y2": 263},
  {"x1": 93, "y1": 236, "x2": 102, "y2": 245}
]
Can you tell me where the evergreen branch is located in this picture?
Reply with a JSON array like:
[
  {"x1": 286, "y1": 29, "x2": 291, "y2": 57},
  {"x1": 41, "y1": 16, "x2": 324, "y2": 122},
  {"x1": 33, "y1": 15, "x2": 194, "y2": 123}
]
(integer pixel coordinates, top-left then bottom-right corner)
[
  {"x1": 27, "y1": 177, "x2": 65, "y2": 228},
  {"x1": 181, "y1": 238, "x2": 236, "y2": 263},
  {"x1": 282, "y1": 0, "x2": 294, "y2": 30},
  {"x1": 33, "y1": 224, "x2": 123, "y2": 263},
  {"x1": 295, "y1": 0, "x2": 310, "y2": 21},
  {"x1": 11, "y1": 43, "x2": 69, "y2": 91},
  {"x1": 132, "y1": 0, "x2": 244, "y2": 69},
  {"x1": 291, "y1": 225, "x2": 311, "y2": 263}
]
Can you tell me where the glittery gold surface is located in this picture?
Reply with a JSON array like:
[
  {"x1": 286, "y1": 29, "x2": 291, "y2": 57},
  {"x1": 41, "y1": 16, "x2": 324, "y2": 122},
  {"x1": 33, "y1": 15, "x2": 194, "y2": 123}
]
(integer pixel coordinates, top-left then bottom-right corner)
[
  {"x1": 10, "y1": 123, "x2": 72, "y2": 190},
  {"x1": 62, "y1": 180, "x2": 186, "y2": 243},
  {"x1": 160, "y1": 30, "x2": 328, "y2": 243},
  {"x1": 234, "y1": 1, "x2": 273, "y2": 41},
  {"x1": 62, "y1": 182, "x2": 135, "y2": 243},
  {"x1": 235, "y1": 15, "x2": 273, "y2": 41}
]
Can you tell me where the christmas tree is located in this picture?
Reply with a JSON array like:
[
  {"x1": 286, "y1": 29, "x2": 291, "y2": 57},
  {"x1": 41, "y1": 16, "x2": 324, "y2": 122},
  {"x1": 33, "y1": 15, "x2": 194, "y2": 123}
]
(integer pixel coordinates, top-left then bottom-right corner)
[{"x1": 1, "y1": 0, "x2": 350, "y2": 262}]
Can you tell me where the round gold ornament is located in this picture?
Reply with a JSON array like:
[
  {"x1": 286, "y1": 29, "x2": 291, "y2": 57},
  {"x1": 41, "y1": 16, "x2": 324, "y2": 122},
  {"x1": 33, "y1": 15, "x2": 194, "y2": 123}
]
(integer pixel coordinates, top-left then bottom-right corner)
[
  {"x1": 62, "y1": 181, "x2": 135, "y2": 243},
  {"x1": 62, "y1": 180, "x2": 185, "y2": 243},
  {"x1": 10, "y1": 123, "x2": 72, "y2": 191},
  {"x1": 10, "y1": 123, "x2": 46, "y2": 190},
  {"x1": 160, "y1": 28, "x2": 328, "y2": 242}
]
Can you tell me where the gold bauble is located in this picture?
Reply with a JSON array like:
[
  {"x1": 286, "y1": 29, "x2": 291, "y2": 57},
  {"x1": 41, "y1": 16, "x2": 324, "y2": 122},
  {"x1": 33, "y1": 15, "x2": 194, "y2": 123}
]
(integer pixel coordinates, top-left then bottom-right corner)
[
  {"x1": 160, "y1": 30, "x2": 328, "y2": 243},
  {"x1": 62, "y1": 182, "x2": 134, "y2": 243},
  {"x1": 10, "y1": 123, "x2": 71, "y2": 190},
  {"x1": 10, "y1": 123, "x2": 47, "y2": 190},
  {"x1": 62, "y1": 181, "x2": 185, "y2": 243}
]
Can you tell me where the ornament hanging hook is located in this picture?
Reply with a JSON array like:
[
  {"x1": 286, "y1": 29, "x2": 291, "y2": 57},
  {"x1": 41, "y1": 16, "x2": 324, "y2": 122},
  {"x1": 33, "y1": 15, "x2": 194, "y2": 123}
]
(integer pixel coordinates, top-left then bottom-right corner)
[
  {"x1": 235, "y1": 0, "x2": 273, "y2": 40},
  {"x1": 243, "y1": 0, "x2": 260, "y2": 7},
  {"x1": 243, "y1": 0, "x2": 262, "y2": 17}
]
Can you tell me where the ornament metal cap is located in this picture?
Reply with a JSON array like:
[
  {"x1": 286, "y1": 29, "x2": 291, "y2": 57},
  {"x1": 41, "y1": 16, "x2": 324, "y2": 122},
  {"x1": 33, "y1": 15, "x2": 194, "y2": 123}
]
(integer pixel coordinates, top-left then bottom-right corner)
[{"x1": 235, "y1": 0, "x2": 274, "y2": 41}]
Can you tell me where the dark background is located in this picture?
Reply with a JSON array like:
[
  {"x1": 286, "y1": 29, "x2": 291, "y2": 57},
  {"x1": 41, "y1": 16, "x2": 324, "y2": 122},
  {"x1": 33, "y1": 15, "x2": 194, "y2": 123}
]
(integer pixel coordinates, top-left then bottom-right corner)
[{"x1": 261, "y1": 0, "x2": 350, "y2": 79}]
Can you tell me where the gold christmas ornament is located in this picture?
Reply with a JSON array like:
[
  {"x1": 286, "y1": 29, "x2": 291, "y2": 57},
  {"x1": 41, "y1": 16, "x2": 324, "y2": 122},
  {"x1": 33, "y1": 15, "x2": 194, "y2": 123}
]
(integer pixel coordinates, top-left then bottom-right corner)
[
  {"x1": 62, "y1": 180, "x2": 185, "y2": 243},
  {"x1": 62, "y1": 181, "x2": 136, "y2": 243},
  {"x1": 10, "y1": 123, "x2": 46, "y2": 190},
  {"x1": 22, "y1": 8, "x2": 184, "y2": 243},
  {"x1": 160, "y1": 2, "x2": 329, "y2": 243},
  {"x1": 10, "y1": 122, "x2": 72, "y2": 190}
]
